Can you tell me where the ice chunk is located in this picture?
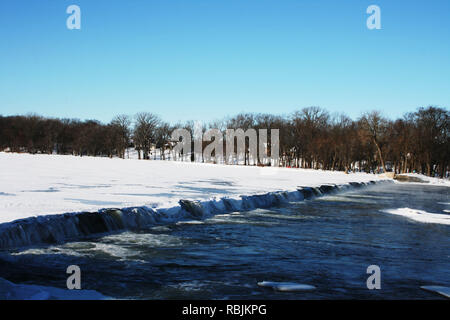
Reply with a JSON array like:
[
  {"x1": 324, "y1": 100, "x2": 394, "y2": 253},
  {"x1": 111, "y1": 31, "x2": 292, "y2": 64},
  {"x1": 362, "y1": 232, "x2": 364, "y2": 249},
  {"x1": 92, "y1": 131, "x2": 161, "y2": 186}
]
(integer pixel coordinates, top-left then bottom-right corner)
[
  {"x1": 420, "y1": 286, "x2": 450, "y2": 299},
  {"x1": 257, "y1": 281, "x2": 316, "y2": 292},
  {"x1": 0, "y1": 277, "x2": 110, "y2": 300}
]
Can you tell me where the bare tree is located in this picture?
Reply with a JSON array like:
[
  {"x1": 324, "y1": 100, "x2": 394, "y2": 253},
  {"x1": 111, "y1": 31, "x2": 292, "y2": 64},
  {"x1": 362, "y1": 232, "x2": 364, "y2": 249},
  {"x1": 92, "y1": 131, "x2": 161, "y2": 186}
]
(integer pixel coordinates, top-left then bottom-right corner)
[
  {"x1": 133, "y1": 112, "x2": 161, "y2": 160},
  {"x1": 155, "y1": 122, "x2": 172, "y2": 160},
  {"x1": 226, "y1": 113, "x2": 256, "y2": 165},
  {"x1": 111, "y1": 114, "x2": 132, "y2": 159},
  {"x1": 359, "y1": 111, "x2": 389, "y2": 173},
  {"x1": 1, "y1": 106, "x2": 448, "y2": 177},
  {"x1": 291, "y1": 107, "x2": 329, "y2": 169},
  {"x1": 414, "y1": 106, "x2": 449, "y2": 177}
]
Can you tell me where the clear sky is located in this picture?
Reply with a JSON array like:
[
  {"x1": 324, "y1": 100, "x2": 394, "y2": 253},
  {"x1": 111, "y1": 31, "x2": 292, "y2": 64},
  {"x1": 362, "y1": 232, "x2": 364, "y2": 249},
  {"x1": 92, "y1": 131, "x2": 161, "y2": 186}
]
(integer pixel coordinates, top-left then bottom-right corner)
[{"x1": 0, "y1": 0, "x2": 449, "y2": 124}]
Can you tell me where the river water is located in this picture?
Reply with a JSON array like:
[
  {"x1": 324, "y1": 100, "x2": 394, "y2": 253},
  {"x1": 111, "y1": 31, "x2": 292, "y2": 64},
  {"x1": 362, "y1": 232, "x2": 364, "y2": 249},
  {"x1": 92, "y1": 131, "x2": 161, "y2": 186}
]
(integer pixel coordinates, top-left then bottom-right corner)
[{"x1": 0, "y1": 183, "x2": 449, "y2": 299}]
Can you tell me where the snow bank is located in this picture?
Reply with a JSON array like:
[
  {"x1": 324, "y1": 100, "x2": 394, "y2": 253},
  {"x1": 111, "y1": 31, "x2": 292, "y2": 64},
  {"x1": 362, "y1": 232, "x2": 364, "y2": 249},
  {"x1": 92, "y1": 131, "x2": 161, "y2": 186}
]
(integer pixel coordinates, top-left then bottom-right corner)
[
  {"x1": 0, "y1": 153, "x2": 394, "y2": 249},
  {"x1": 0, "y1": 277, "x2": 109, "y2": 300},
  {"x1": 395, "y1": 173, "x2": 450, "y2": 187},
  {"x1": 0, "y1": 152, "x2": 388, "y2": 224},
  {"x1": 382, "y1": 208, "x2": 450, "y2": 225}
]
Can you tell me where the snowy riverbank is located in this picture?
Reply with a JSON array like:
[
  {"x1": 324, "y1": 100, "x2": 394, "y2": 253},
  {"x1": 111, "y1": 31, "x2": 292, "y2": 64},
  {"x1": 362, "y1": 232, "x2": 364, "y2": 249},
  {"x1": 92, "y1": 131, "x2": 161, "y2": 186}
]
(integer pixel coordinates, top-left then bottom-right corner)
[
  {"x1": 0, "y1": 152, "x2": 395, "y2": 249},
  {"x1": 394, "y1": 173, "x2": 450, "y2": 187},
  {"x1": 0, "y1": 152, "x2": 389, "y2": 224}
]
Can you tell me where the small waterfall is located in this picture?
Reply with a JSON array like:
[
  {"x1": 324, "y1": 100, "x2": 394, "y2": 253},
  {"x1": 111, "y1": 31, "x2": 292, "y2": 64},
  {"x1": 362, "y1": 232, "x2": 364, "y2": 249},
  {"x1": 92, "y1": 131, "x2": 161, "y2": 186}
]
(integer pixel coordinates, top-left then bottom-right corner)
[{"x1": 0, "y1": 180, "x2": 392, "y2": 250}]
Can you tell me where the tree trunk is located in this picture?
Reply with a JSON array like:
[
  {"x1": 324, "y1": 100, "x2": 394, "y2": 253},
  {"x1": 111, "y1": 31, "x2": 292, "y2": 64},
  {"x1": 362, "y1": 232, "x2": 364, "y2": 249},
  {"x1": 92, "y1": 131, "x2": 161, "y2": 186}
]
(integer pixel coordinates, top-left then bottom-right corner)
[{"x1": 373, "y1": 139, "x2": 386, "y2": 173}]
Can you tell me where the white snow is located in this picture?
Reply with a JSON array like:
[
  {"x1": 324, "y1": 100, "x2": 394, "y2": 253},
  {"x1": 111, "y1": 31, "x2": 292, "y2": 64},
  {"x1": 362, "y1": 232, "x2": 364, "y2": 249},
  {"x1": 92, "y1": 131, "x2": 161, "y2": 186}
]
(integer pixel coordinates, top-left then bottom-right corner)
[
  {"x1": 382, "y1": 208, "x2": 450, "y2": 225},
  {"x1": 0, "y1": 152, "x2": 387, "y2": 224},
  {"x1": 395, "y1": 173, "x2": 450, "y2": 187}
]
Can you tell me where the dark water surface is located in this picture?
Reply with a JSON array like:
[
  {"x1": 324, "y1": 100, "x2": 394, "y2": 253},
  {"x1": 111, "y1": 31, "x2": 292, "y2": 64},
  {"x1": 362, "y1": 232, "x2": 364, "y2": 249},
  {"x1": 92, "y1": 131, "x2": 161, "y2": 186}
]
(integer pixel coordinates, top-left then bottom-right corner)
[{"x1": 1, "y1": 183, "x2": 449, "y2": 299}]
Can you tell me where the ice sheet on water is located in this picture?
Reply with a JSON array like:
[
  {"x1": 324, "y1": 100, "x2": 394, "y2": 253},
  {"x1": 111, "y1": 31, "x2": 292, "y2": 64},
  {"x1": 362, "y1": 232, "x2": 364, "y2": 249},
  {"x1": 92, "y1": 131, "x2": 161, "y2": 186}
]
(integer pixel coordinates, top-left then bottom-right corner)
[
  {"x1": 0, "y1": 277, "x2": 109, "y2": 300},
  {"x1": 382, "y1": 208, "x2": 450, "y2": 225},
  {"x1": 420, "y1": 286, "x2": 450, "y2": 299},
  {"x1": 257, "y1": 281, "x2": 316, "y2": 292}
]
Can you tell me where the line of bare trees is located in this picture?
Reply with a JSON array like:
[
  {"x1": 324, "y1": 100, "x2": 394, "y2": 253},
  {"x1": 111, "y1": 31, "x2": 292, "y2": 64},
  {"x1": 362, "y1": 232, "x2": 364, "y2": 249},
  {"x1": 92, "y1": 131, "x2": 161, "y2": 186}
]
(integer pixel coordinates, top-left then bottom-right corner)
[{"x1": 0, "y1": 106, "x2": 448, "y2": 177}]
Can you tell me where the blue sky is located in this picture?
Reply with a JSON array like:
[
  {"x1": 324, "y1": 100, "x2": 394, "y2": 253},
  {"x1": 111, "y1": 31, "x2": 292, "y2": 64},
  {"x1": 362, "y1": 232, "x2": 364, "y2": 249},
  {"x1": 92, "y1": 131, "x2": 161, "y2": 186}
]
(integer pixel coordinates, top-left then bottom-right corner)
[{"x1": 0, "y1": 0, "x2": 449, "y2": 124}]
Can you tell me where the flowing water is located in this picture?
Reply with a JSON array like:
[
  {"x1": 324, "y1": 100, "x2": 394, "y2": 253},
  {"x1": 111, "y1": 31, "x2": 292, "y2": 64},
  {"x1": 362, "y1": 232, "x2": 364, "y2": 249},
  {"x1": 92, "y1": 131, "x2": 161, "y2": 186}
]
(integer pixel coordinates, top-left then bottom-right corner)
[{"x1": 0, "y1": 183, "x2": 449, "y2": 299}]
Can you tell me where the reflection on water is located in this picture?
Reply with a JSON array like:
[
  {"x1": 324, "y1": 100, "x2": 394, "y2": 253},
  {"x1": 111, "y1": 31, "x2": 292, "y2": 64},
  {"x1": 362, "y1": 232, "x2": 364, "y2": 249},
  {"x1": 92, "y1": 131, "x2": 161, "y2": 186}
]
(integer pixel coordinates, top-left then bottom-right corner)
[{"x1": 1, "y1": 183, "x2": 449, "y2": 299}]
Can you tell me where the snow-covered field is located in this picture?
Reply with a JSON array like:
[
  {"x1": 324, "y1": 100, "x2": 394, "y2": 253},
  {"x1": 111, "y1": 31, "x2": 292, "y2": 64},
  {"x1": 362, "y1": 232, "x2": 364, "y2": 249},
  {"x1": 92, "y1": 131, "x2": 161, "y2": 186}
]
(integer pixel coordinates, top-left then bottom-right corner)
[{"x1": 0, "y1": 152, "x2": 387, "y2": 224}]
